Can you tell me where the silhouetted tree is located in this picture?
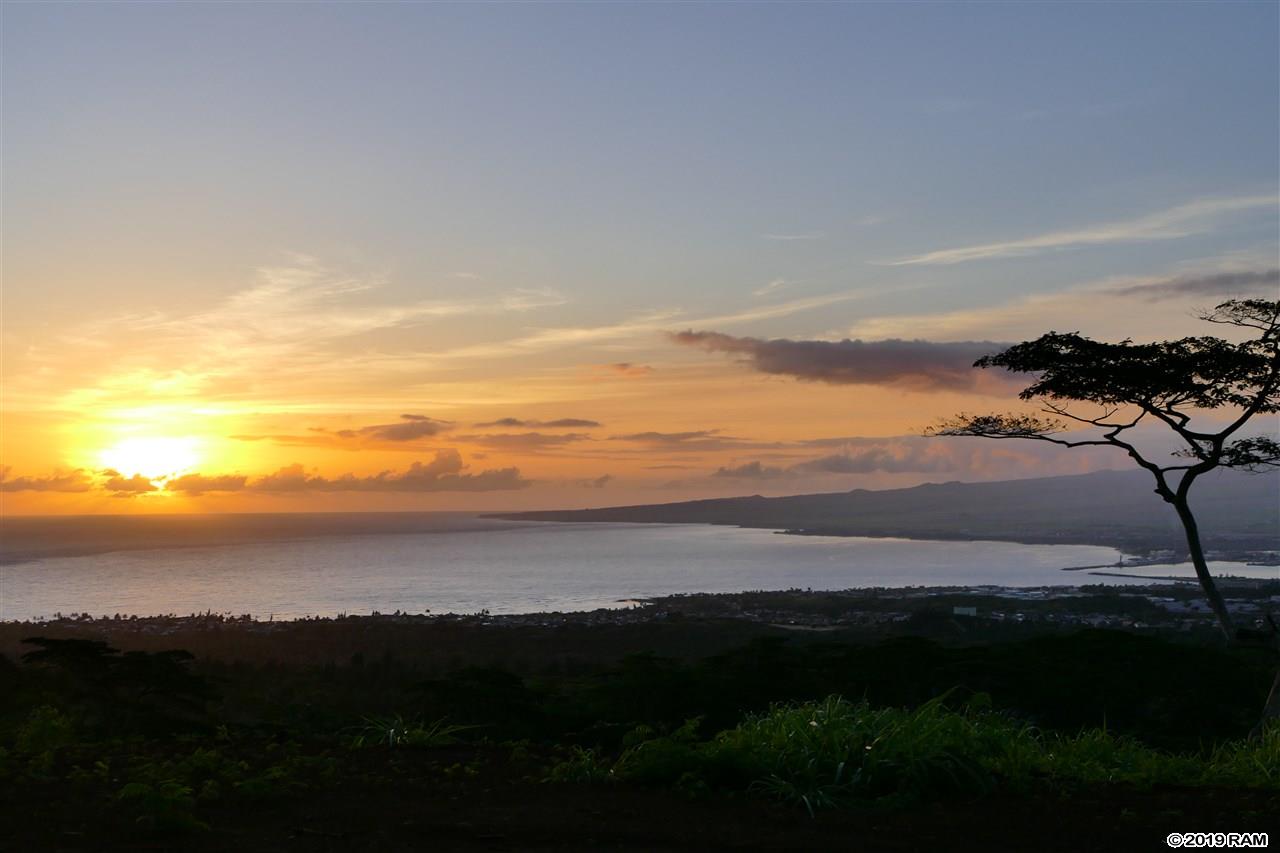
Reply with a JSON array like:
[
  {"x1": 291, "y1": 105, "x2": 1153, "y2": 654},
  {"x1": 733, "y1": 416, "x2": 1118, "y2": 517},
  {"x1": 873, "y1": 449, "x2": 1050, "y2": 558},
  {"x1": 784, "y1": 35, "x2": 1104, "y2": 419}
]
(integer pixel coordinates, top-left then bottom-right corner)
[
  {"x1": 21, "y1": 636, "x2": 213, "y2": 731},
  {"x1": 931, "y1": 299, "x2": 1279, "y2": 641}
]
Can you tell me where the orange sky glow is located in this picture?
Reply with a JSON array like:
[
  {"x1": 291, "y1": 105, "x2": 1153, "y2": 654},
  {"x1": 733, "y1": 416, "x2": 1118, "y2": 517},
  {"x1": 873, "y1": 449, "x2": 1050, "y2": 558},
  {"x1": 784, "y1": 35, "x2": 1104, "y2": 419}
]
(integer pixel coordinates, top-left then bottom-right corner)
[{"x1": 3, "y1": 5, "x2": 1276, "y2": 515}]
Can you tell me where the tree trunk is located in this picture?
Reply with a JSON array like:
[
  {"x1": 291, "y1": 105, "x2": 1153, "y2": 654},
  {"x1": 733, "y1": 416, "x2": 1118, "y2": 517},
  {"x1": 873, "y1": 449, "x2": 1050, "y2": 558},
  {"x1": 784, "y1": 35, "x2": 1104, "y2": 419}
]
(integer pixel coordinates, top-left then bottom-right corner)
[
  {"x1": 1171, "y1": 498, "x2": 1236, "y2": 640},
  {"x1": 1174, "y1": 497, "x2": 1280, "y2": 734},
  {"x1": 1251, "y1": 668, "x2": 1280, "y2": 737}
]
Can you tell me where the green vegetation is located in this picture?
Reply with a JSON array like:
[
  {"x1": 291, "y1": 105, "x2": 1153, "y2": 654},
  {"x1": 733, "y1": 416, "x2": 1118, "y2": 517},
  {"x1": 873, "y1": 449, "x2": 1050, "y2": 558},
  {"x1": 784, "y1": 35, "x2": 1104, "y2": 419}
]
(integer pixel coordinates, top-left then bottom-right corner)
[
  {"x1": 555, "y1": 695, "x2": 1279, "y2": 816},
  {"x1": 3, "y1": 620, "x2": 1277, "y2": 849}
]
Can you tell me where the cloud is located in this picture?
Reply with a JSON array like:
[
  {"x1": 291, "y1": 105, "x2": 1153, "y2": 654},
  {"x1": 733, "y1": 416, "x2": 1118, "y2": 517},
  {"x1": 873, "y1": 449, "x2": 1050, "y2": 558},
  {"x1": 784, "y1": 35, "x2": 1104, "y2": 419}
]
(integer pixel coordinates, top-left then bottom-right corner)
[
  {"x1": 618, "y1": 430, "x2": 723, "y2": 444},
  {"x1": 0, "y1": 466, "x2": 94, "y2": 492},
  {"x1": 670, "y1": 331, "x2": 1008, "y2": 392},
  {"x1": 610, "y1": 429, "x2": 766, "y2": 453},
  {"x1": 712, "y1": 461, "x2": 788, "y2": 480},
  {"x1": 567, "y1": 473, "x2": 614, "y2": 488},
  {"x1": 102, "y1": 470, "x2": 158, "y2": 495},
  {"x1": 63, "y1": 451, "x2": 532, "y2": 496},
  {"x1": 250, "y1": 450, "x2": 530, "y2": 493},
  {"x1": 753, "y1": 279, "x2": 790, "y2": 297},
  {"x1": 792, "y1": 446, "x2": 955, "y2": 474},
  {"x1": 846, "y1": 254, "x2": 1280, "y2": 343},
  {"x1": 601, "y1": 362, "x2": 654, "y2": 377},
  {"x1": 1110, "y1": 269, "x2": 1279, "y2": 301},
  {"x1": 433, "y1": 291, "x2": 882, "y2": 365},
  {"x1": 328, "y1": 414, "x2": 453, "y2": 442},
  {"x1": 762, "y1": 232, "x2": 824, "y2": 241},
  {"x1": 20, "y1": 257, "x2": 568, "y2": 411},
  {"x1": 884, "y1": 194, "x2": 1278, "y2": 266},
  {"x1": 473, "y1": 417, "x2": 601, "y2": 428},
  {"x1": 454, "y1": 432, "x2": 592, "y2": 450},
  {"x1": 165, "y1": 473, "x2": 250, "y2": 495},
  {"x1": 680, "y1": 434, "x2": 1131, "y2": 487},
  {"x1": 234, "y1": 414, "x2": 454, "y2": 450}
]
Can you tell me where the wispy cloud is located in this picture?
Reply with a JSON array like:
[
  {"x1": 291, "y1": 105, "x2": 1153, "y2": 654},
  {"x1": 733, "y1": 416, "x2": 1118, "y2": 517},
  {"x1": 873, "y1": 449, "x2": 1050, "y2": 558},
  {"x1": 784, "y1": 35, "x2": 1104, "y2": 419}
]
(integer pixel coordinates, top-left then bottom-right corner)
[
  {"x1": 234, "y1": 413, "x2": 454, "y2": 450},
  {"x1": 432, "y1": 291, "x2": 878, "y2": 364},
  {"x1": 599, "y1": 362, "x2": 654, "y2": 377},
  {"x1": 453, "y1": 432, "x2": 592, "y2": 451},
  {"x1": 753, "y1": 279, "x2": 790, "y2": 297},
  {"x1": 702, "y1": 435, "x2": 1124, "y2": 484},
  {"x1": 610, "y1": 429, "x2": 765, "y2": 452},
  {"x1": 18, "y1": 257, "x2": 568, "y2": 410},
  {"x1": 847, "y1": 257, "x2": 1280, "y2": 342},
  {"x1": 473, "y1": 417, "x2": 601, "y2": 428},
  {"x1": 883, "y1": 194, "x2": 1278, "y2": 266},
  {"x1": 1110, "y1": 268, "x2": 1279, "y2": 301},
  {"x1": 322, "y1": 414, "x2": 454, "y2": 442}
]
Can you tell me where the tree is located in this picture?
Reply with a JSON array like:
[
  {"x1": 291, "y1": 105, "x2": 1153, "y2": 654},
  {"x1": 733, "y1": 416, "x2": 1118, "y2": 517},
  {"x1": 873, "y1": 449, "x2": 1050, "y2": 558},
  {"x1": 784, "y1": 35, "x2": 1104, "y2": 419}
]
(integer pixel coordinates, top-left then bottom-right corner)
[{"x1": 930, "y1": 299, "x2": 1280, "y2": 726}]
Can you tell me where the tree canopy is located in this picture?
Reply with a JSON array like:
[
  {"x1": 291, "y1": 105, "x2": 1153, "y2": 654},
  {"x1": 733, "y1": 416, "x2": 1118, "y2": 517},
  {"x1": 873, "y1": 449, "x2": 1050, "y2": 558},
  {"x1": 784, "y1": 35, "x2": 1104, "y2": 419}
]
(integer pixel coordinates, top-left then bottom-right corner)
[{"x1": 930, "y1": 299, "x2": 1280, "y2": 641}]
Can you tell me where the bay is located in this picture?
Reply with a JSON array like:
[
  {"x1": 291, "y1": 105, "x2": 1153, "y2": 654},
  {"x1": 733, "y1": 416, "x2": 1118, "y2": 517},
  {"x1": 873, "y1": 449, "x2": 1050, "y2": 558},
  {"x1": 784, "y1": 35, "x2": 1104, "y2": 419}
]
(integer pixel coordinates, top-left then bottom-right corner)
[{"x1": 3, "y1": 516, "x2": 1273, "y2": 622}]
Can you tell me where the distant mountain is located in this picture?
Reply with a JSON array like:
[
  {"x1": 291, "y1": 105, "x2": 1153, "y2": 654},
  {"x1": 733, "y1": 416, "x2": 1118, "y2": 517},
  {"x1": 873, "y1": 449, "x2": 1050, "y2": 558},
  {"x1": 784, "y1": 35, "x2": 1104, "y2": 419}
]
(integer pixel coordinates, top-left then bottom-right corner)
[{"x1": 496, "y1": 469, "x2": 1280, "y2": 553}]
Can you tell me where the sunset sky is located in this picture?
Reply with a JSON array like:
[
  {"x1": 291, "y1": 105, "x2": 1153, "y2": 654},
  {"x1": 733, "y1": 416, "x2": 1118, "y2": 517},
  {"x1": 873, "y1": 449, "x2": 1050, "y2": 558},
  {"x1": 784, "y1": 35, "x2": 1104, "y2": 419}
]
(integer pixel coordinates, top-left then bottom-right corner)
[{"x1": 3, "y1": 2, "x2": 1278, "y2": 514}]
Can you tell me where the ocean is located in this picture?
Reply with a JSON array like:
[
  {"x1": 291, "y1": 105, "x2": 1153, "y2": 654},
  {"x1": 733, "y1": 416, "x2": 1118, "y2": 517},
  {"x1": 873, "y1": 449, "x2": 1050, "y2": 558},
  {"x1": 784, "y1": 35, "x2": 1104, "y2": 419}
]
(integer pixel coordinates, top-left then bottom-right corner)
[{"x1": 2, "y1": 513, "x2": 1273, "y2": 622}]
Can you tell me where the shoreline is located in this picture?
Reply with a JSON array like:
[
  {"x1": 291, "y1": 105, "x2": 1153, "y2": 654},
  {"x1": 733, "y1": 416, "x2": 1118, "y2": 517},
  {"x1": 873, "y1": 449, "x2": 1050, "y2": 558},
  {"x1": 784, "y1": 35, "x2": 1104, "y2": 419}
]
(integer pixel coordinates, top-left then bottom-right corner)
[{"x1": 5, "y1": 579, "x2": 1276, "y2": 629}]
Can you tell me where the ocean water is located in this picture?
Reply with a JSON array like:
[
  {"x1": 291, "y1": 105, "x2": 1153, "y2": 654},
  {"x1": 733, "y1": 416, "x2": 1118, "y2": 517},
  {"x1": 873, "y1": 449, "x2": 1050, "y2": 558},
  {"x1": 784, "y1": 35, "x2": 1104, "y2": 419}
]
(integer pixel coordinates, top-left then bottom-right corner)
[{"x1": 2, "y1": 515, "x2": 1274, "y2": 622}]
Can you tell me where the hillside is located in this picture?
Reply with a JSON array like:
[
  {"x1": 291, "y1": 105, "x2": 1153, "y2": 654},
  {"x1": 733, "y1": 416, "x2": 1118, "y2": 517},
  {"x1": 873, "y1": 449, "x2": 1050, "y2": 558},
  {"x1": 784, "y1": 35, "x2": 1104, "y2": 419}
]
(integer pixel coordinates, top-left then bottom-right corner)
[{"x1": 497, "y1": 469, "x2": 1280, "y2": 553}]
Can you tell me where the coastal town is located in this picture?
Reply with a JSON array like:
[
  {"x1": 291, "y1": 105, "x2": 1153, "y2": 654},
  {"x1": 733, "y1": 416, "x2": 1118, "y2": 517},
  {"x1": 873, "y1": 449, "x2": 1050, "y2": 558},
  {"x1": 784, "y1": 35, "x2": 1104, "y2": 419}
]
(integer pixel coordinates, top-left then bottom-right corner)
[{"x1": 6, "y1": 580, "x2": 1277, "y2": 659}]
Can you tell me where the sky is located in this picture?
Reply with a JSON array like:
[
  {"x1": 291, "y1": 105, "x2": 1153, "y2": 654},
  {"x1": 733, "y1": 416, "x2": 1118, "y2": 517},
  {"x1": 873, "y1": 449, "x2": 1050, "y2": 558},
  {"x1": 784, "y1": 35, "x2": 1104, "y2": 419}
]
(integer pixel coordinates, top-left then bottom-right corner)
[{"x1": 2, "y1": 2, "x2": 1278, "y2": 514}]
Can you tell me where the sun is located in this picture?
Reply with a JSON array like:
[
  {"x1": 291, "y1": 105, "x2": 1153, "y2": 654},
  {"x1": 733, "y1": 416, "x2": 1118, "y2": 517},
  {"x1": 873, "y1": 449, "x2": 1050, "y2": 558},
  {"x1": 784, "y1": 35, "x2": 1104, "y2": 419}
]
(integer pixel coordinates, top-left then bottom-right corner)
[{"x1": 98, "y1": 436, "x2": 203, "y2": 480}]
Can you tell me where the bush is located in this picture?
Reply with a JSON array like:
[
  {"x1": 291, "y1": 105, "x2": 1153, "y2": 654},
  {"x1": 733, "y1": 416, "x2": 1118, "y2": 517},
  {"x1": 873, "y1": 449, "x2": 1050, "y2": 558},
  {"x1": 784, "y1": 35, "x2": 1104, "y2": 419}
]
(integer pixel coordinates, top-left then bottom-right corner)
[{"x1": 551, "y1": 695, "x2": 1280, "y2": 813}]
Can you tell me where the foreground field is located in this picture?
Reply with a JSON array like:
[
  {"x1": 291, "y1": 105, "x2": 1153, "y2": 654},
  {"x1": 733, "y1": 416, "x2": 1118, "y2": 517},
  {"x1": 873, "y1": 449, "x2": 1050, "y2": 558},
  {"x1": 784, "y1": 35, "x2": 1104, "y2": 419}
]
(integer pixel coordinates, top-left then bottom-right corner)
[{"x1": 3, "y1": 599, "x2": 1278, "y2": 850}]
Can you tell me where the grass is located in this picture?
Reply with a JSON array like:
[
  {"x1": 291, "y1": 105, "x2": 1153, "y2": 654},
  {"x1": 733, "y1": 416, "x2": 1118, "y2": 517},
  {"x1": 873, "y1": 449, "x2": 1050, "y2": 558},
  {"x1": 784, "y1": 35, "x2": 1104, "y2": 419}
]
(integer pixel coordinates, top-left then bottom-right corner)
[
  {"x1": 557, "y1": 694, "x2": 1280, "y2": 814},
  {"x1": 5, "y1": 629, "x2": 1277, "y2": 841},
  {"x1": 345, "y1": 714, "x2": 477, "y2": 748}
]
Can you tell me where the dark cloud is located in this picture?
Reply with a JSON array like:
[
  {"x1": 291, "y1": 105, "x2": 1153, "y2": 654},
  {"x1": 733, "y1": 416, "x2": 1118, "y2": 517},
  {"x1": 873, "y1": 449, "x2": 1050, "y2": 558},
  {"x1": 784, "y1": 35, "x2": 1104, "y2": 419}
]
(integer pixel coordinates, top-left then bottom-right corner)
[
  {"x1": 611, "y1": 429, "x2": 767, "y2": 453},
  {"x1": 603, "y1": 362, "x2": 653, "y2": 377},
  {"x1": 615, "y1": 430, "x2": 723, "y2": 445},
  {"x1": 456, "y1": 432, "x2": 591, "y2": 450},
  {"x1": 670, "y1": 330, "x2": 1007, "y2": 391},
  {"x1": 236, "y1": 414, "x2": 453, "y2": 449},
  {"x1": 712, "y1": 461, "x2": 788, "y2": 480},
  {"x1": 570, "y1": 473, "x2": 614, "y2": 488},
  {"x1": 0, "y1": 466, "x2": 94, "y2": 492},
  {"x1": 250, "y1": 450, "x2": 529, "y2": 493},
  {"x1": 338, "y1": 414, "x2": 453, "y2": 442},
  {"x1": 473, "y1": 417, "x2": 602, "y2": 428},
  {"x1": 166, "y1": 473, "x2": 249, "y2": 495},
  {"x1": 102, "y1": 470, "x2": 158, "y2": 495},
  {"x1": 1112, "y1": 269, "x2": 1279, "y2": 301}
]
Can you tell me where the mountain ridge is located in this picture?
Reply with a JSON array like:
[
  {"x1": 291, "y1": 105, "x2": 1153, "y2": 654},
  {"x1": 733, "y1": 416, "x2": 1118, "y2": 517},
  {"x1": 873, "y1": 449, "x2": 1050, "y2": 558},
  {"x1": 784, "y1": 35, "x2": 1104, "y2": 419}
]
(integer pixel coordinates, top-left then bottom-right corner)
[{"x1": 494, "y1": 469, "x2": 1280, "y2": 554}]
